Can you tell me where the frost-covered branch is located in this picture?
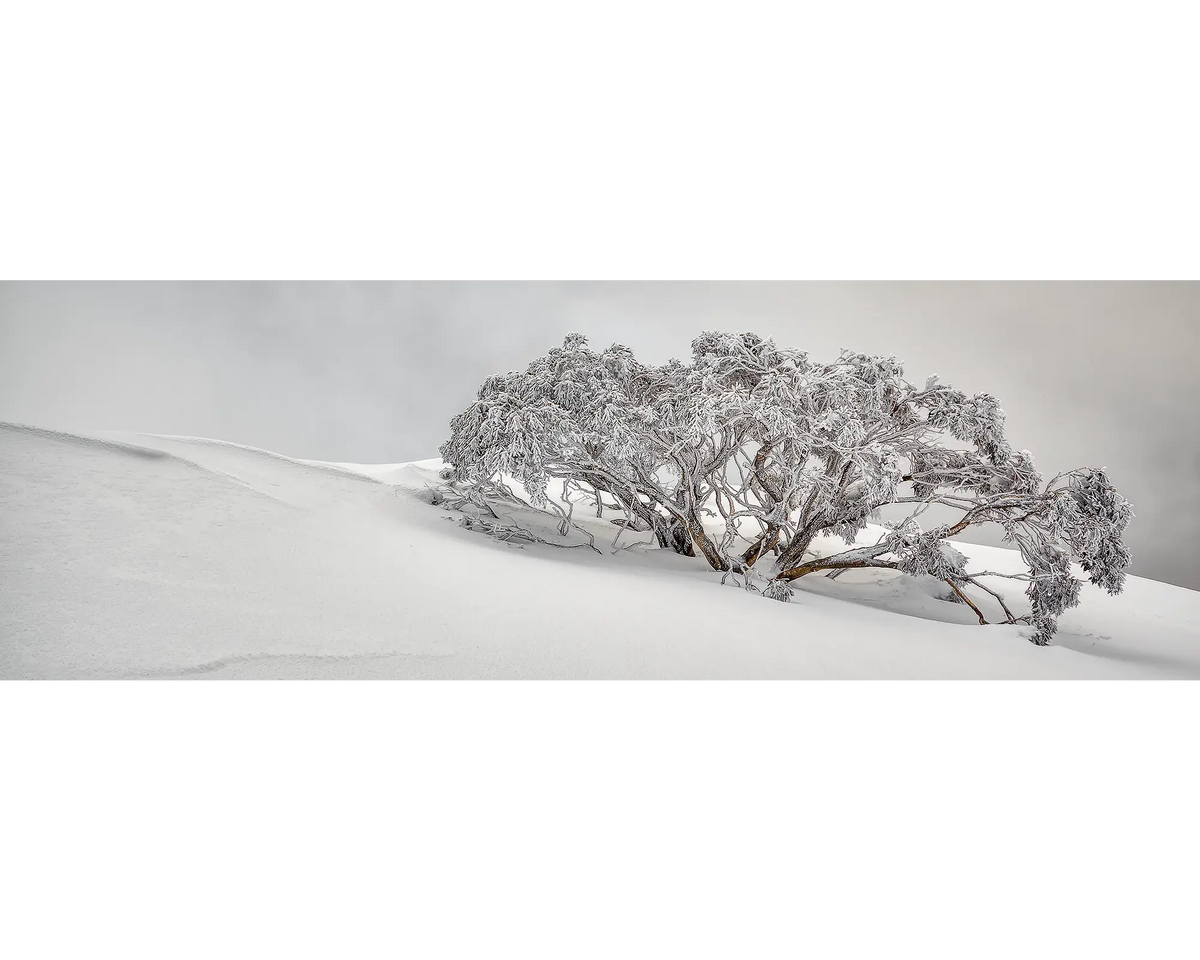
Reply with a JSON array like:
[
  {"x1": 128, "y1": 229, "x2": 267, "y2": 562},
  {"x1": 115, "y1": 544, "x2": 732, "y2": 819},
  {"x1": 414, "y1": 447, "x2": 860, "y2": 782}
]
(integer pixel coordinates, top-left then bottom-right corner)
[{"x1": 456, "y1": 513, "x2": 601, "y2": 553}]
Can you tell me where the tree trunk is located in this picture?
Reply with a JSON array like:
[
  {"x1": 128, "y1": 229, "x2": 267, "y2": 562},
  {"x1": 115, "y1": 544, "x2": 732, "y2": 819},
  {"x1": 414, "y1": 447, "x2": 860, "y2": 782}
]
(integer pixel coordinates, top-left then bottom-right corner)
[
  {"x1": 742, "y1": 527, "x2": 780, "y2": 567},
  {"x1": 668, "y1": 519, "x2": 696, "y2": 556},
  {"x1": 769, "y1": 527, "x2": 818, "y2": 580},
  {"x1": 684, "y1": 510, "x2": 732, "y2": 572},
  {"x1": 621, "y1": 493, "x2": 695, "y2": 557},
  {"x1": 650, "y1": 515, "x2": 695, "y2": 557}
]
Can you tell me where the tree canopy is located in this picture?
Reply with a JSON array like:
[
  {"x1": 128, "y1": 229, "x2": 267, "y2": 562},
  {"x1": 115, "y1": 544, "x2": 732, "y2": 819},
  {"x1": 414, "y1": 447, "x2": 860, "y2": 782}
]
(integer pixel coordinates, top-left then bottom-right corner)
[{"x1": 440, "y1": 333, "x2": 1133, "y2": 644}]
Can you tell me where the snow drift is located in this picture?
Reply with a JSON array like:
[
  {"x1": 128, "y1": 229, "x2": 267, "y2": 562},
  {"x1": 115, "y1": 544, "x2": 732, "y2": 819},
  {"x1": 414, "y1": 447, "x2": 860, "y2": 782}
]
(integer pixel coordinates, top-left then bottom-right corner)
[{"x1": 1, "y1": 421, "x2": 1197, "y2": 679}]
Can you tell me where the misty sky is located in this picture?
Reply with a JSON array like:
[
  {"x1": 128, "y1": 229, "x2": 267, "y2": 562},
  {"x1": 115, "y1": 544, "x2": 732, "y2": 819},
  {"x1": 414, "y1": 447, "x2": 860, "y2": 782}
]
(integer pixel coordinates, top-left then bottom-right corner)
[{"x1": 1, "y1": 282, "x2": 1197, "y2": 590}]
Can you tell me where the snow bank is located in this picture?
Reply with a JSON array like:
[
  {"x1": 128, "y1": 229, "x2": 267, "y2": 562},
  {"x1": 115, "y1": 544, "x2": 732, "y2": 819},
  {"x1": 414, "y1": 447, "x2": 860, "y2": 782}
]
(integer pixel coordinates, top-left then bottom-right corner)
[{"x1": 2, "y1": 421, "x2": 1197, "y2": 679}]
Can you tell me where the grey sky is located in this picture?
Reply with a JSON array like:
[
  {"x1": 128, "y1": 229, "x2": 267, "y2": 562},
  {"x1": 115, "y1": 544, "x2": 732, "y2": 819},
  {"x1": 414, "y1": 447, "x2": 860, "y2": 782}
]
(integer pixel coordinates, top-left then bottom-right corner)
[{"x1": 1, "y1": 282, "x2": 1197, "y2": 590}]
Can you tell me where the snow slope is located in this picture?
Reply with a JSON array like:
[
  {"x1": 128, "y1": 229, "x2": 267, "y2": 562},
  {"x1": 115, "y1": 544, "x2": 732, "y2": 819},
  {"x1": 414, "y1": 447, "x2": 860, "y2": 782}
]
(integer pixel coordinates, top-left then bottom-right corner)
[{"x1": 2, "y1": 420, "x2": 1197, "y2": 679}]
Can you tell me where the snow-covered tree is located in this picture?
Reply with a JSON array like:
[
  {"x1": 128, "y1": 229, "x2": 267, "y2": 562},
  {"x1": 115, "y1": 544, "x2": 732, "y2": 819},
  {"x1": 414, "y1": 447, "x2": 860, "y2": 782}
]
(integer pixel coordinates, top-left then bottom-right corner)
[
  {"x1": 440, "y1": 333, "x2": 1133, "y2": 644},
  {"x1": 439, "y1": 333, "x2": 731, "y2": 565}
]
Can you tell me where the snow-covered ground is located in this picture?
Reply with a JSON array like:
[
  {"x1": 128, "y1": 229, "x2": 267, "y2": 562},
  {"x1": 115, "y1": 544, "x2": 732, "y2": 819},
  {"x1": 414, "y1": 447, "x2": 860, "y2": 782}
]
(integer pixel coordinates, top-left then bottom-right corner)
[{"x1": 2, "y1": 420, "x2": 1197, "y2": 679}]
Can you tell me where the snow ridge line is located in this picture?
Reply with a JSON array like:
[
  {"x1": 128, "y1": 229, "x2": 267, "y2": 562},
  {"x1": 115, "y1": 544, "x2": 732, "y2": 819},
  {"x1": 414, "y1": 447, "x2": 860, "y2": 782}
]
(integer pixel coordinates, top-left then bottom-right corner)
[
  {"x1": 1, "y1": 420, "x2": 175, "y2": 460},
  {"x1": 0, "y1": 421, "x2": 298, "y2": 507},
  {"x1": 138, "y1": 433, "x2": 387, "y2": 485}
]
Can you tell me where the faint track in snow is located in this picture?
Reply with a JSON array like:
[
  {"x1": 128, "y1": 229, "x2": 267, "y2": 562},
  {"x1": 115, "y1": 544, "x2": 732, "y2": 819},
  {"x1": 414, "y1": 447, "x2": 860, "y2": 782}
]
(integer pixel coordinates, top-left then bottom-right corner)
[{"x1": 131, "y1": 648, "x2": 459, "y2": 679}]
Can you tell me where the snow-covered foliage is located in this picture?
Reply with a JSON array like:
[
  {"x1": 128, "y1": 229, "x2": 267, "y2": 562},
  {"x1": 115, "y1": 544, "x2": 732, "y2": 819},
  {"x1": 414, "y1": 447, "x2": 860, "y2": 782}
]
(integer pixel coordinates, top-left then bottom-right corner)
[
  {"x1": 885, "y1": 522, "x2": 968, "y2": 581},
  {"x1": 762, "y1": 578, "x2": 794, "y2": 603},
  {"x1": 440, "y1": 333, "x2": 1134, "y2": 644}
]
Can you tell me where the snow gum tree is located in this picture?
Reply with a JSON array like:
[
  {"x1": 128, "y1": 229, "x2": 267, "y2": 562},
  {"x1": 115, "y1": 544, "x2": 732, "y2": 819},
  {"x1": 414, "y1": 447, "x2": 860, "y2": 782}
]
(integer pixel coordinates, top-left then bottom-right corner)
[{"x1": 440, "y1": 332, "x2": 1133, "y2": 644}]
